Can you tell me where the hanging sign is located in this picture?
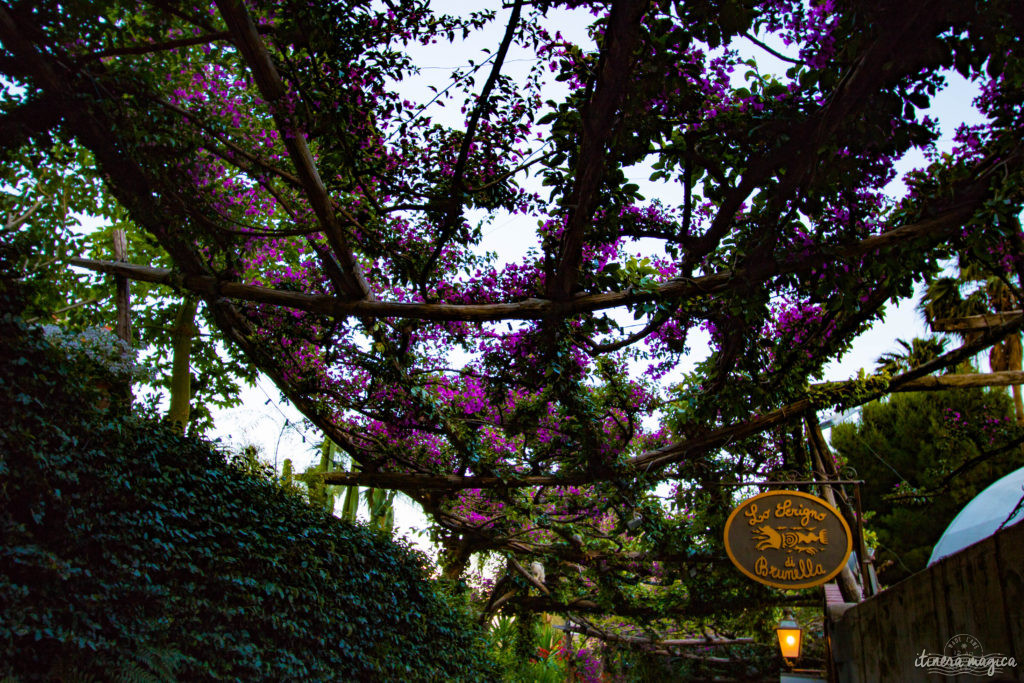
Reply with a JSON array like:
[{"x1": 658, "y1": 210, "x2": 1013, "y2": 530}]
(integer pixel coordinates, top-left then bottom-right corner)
[{"x1": 723, "y1": 490, "x2": 853, "y2": 590}]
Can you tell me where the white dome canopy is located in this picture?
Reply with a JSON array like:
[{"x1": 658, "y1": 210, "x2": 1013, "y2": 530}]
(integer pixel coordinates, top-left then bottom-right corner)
[{"x1": 928, "y1": 465, "x2": 1024, "y2": 566}]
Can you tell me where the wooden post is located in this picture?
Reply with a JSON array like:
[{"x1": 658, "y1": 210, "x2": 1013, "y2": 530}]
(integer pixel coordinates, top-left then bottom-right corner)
[
  {"x1": 167, "y1": 296, "x2": 199, "y2": 433},
  {"x1": 112, "y1": 228, "x2": 131, "y2": 343},
  {"x1": 806, "y1": 415, "x2": 865, "y2": 603},
  {"x1": 931, "y1": 311, "x2": 1024, "y2": 424},
  {"x1": 931, "y1": 311, "x2": 1023, "y2": 332},
  {"x1": 564, "y1": 621, "x2": 575, "y2": 680}
]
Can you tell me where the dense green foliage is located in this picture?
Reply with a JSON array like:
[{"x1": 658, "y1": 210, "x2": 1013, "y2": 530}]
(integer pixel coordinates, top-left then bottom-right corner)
[
  {"x1": 1, "y1": 143, "x2": 257, "y2": 435},
  {"x1": 0, "y1": 286, "x2": 496, "y2": 681},
  {"x1": 831, "y1": 387, "x2": 1024, "y2": 584},
  {"x1": 484, "y1": 612, "x2": 784, "y2": 682}
]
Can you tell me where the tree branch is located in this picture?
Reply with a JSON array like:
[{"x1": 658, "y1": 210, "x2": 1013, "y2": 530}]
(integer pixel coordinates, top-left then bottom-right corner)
[
  {"x1": 419, "y1": 0, "x2": 524, "y2": 288},
  {"x1": 547, "y1": 0, "x2": 650, "y2": 300},
  {"x1": 555, "y1": 623, "x2": 754, "y2": 648},
  {"x1": 68, "y1": 181, "x2": 1005, "y2": 323},
  {"x1": 75, "y1": 31, "x2": 238, "y2": 62},
  {"x1": 215, "y1": 0, "x2": 370, "y2": 300},
  {"x1": 287, "y1": 350, "x2": 1024, "y2": 492},
  {"x1": 513, "y1": 593, "x2": 814, "y2": 618}
]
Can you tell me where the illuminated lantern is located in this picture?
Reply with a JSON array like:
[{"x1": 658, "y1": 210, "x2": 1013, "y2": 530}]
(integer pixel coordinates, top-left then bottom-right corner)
[{"x1": 776, "y1": 611, "x2": 802, "y2": 661}]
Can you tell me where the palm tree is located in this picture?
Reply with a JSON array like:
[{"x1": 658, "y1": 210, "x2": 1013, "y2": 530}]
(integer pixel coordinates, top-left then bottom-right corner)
[
  {"x1": 920, "y1": 263, "x2": 1024, "y2": 423},
  {"x1": 303, "y1": 438, "x2": 340, "y2": 515},
  {"x1": 307, "y1": 438, "x2": 396, "y2": 533},
  {"x1": 875, "y1": 336, "x2": 949, "y2": 375},
  {"x1": 365, "y1": 487, "x2": 396, "y2": 534}
]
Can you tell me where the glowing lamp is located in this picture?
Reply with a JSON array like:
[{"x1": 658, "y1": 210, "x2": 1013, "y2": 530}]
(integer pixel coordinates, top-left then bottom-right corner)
[{"x1": 776, "y1": 611, "x2": 802, "y2": 661}]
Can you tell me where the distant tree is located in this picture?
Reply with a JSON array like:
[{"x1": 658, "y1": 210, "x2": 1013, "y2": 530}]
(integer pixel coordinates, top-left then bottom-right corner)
[
  {"x1": 921, "y1": 259, "x2": 1024, "y2": 421},
  {"x1": 831, "y1": 386, "x2": 1024, "y2": 584},
  {"x1": 302, "y1": 438, "x2": 397, "y2": 533},
  {"x1": 874, "y1": 336, "x2": 949, "y2": 375}
]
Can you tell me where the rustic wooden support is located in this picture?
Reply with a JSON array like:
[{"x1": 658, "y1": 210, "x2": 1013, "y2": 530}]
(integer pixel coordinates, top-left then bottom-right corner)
[
  {"x1": 112, "y1": 228, "x2": 131, "y2": 343},
  {"x1": 929, "y1": 312, "x2": 1024, "y2": 424},
  {"x1": 68, "y1": 199, "x2": 995, "y2": 323},
  {"x1": 931, "y1": 311, "x2": 1023, "y2": 332},
  {"x1": 886, "y1": 370, "x2": 1024, "y2": 390},
  {"x1": 554, "y1": 623, "x2": 754, "y2": 648},
  {"x1": 806, "y1": 414, "x2": 866, "y2": 603}
]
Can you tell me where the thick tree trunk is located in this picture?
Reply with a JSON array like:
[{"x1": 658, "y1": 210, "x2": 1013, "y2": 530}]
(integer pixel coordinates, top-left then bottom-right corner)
[
  {"x1": 441, "y1": 537, "x2": 474, "y2": 581},
  {"x1": 167, "y1": 296, "x2": 198, "y2": 432}
]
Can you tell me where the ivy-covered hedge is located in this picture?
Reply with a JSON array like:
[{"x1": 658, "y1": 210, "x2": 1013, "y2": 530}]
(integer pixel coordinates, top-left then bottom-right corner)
[{"x1": 0, "y1": 301, "x2": 496, "y2": 680}]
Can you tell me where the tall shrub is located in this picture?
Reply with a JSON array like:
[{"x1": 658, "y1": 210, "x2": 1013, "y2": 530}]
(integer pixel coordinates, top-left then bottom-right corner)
[{"x1": 0, "y1": 300, "x2": 496, "y2": 681}]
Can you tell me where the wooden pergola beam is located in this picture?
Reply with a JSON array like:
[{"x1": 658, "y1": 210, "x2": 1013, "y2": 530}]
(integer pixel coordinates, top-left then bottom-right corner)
[
  {"x1": 554, "y1": 624, "x2": 754, "y2": 648},
  {"x1": 513, "y1": 594, "x2": 815, "y2": 618},
  {"x1": 67, "y1": 195, "x2": 992, "y2": 324},
  {"x1": 291, "y1": 369, "x2": 1024, "y2": 492},
  {"x1": 887, "y1": 370, "x2": 1024, "y2": 389},
  {"x1": 931, "y1": 311, "x2": 1023, "y2": 332}
]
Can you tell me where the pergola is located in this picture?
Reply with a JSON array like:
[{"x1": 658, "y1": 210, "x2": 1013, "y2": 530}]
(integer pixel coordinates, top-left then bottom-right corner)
[{"x1": 3, "y1": 0, "x2": 1023, "y2": 660}]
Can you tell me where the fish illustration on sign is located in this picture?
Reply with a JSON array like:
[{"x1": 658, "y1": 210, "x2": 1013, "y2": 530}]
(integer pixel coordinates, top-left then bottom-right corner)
[{"x1": 752, "y1": 525, "x2": 828, "y2": 555}]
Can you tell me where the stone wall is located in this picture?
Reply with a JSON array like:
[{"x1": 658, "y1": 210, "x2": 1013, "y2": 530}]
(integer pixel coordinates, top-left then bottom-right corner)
[{"x1": 830, "y1": 519, "x2": 1024, "y2": 682}]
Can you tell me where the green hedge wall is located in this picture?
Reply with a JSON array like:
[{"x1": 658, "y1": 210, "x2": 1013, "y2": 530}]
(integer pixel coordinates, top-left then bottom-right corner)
[{"x1": 0, "y1": 305, "x2": 496, "y2": 681}]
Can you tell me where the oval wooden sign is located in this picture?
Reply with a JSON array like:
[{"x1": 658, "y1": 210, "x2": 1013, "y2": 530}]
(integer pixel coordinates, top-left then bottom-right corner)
[{"x1": 723, "y1": 490, "x2": 853, "y2": 590}]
